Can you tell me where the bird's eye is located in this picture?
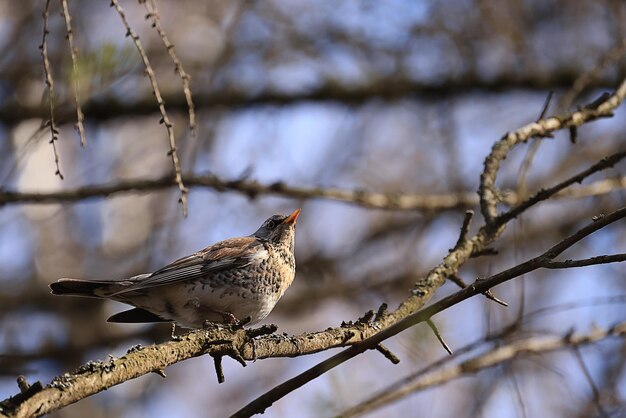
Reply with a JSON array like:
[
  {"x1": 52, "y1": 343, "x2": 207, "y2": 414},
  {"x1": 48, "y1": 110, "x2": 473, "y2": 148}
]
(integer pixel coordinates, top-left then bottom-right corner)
[{"x1": 267, "y1": 220, "x2": 277, "y2": 228}]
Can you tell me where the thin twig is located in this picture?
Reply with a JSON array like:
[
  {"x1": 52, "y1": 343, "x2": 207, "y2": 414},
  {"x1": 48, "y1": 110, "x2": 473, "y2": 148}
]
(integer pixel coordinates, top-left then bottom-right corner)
[
  {"x1": 537, "y1": 91, "x2": 554, "y2": 120},
  {"x1": 426, "y1": 319, "x2": 453, "y2": 355},
  {"x1": 448, "y1": 274, "x2": 509, "y2": 307},
  {"x1": 497, "y1": 151, "x2": 626, "y2": 225},
  {"x1": 40, "y1": 0, "x2": 63, "y2": 179},
  {"x1": 213, "y1": 355, "x2": 225, "y2": 384},
  {"x1": 110, "y1": 0, "x2": 188, "y2": 216},
  {"x1": 454, "y1": 210, "x2": 474, "y2": 248},
  {"x1": 59, "y1": 0, "x2": 86, "y2": 146},
  {"x1": 374, "y1": 344, "x2": 400, "y2": 365},
  {"x1": 142, "y1": 0, "x2": 196, "y2": 135},
  {"x1": 483, "y1": 290, "x2": 509, "y2": 307},
  {"x1": 516, "y1": 92, "x2": 554, "y2": 196}
]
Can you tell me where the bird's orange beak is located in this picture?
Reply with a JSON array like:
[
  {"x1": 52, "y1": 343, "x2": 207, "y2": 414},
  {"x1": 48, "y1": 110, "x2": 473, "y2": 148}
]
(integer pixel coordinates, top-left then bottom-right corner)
[{"x1": 283, "y1": 208, "x2": 301, "y2": 225}]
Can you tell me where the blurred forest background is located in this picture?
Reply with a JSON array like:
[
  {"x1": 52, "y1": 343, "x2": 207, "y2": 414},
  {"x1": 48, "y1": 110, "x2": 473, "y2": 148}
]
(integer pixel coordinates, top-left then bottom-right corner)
[{"x1": 0, "y1": 0, "x2": 625, "y2": 417}]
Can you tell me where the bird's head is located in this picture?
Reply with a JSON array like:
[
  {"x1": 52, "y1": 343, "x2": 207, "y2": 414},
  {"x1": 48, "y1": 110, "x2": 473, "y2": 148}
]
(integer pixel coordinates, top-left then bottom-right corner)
[{"x1": 253, "y1": 209, "x2": 300, "y2": 249}]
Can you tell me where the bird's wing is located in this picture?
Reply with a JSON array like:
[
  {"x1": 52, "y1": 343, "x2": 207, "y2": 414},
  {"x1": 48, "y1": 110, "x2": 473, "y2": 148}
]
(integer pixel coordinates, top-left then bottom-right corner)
[{"x1": 112, "y1": 236, "x2": 264, "y2": 294}]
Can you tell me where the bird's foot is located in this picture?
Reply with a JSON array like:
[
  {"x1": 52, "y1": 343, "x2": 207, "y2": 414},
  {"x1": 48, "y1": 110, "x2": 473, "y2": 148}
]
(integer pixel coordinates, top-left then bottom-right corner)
[
  {"x1": 220, "y1": 311, "x2": 240, "y2": 326},
  {"x1": 187, "y1": 298, "x2": 243, "y2": 328}
]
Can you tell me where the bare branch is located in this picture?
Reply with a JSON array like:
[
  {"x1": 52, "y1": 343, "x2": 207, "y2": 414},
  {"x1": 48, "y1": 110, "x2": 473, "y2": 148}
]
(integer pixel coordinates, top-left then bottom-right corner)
[
  {"x1": 59, "y1": 0, "x2": 86, "y2": 146},
  {"x1": 142, "y1": 0, "x2": 196, "y2": 135},
  {"x1": 515, "y1": 91, "x2": 554, "y2": 197},
  {"x1": 0, "y1": 315, "x2": 393, "y2": 416},
  {"x1": 374, "y1": 344, "x2": 400, "y2": 365},
  {"x1": 332, "y1": 295, "x2": 626, "y2": 417},
  {"x1": 40, "y1": 0, "x2": 63, "y2": 179},
  {"x1": 497, "y1": 151, "x2": 626, "y2": 225},
  {"x1": 109, "y1": 0, "x2": 188, "y2": 216},
  {"x1": 448, "y1": 273, "x2": 508, "y2": 307}
]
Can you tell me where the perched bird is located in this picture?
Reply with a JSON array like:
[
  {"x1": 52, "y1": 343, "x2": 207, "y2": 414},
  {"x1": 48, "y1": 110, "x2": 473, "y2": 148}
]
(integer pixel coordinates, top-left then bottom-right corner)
[{"x1": 50, "y1": 209, "x2": 300, "y2": 329}]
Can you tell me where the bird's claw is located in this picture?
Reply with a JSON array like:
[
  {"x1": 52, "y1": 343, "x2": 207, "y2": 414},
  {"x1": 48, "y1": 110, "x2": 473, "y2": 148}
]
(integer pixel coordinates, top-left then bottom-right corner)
[{"x1": 221, "y1": 312, "x2": 240, "y2": 326}]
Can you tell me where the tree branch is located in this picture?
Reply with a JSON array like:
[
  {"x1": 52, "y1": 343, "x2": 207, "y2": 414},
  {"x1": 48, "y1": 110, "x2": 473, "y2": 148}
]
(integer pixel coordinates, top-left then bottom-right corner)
[
  {"x1": 110, "y1": 0, "x2": 188, "y2": 216},
  {"x1": 40, "y1": 0, "x2": 63, "y2": 179},
  {"x1": 141, "y1": 0, "x2": 196, "y2": 135},
  {"x1": 60, "y1": 0, "x2": 86, "y2": 147}
]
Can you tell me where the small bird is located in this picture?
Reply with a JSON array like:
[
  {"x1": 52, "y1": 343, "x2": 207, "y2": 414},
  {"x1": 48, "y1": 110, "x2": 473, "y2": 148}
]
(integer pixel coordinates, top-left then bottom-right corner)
[{"x1": 50, "y1": 209, "x2": 300, "y2": 329}]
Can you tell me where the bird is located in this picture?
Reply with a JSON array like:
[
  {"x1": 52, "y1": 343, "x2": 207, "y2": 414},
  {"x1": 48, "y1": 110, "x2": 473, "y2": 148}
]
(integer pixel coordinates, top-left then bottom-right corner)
[{"x1": 49, "y1": 209, "x2": 301, "y2": 329}]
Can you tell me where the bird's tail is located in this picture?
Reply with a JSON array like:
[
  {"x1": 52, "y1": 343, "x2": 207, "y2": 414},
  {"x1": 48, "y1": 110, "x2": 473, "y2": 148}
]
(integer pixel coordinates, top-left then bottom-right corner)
[{"x1": 49, "y1": 278, "x2": 112, "y2": 298}]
